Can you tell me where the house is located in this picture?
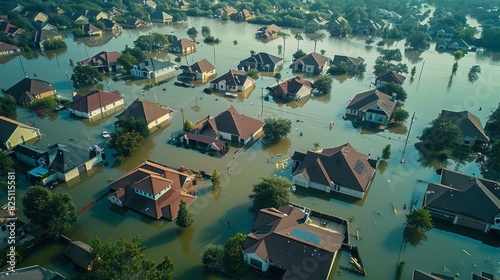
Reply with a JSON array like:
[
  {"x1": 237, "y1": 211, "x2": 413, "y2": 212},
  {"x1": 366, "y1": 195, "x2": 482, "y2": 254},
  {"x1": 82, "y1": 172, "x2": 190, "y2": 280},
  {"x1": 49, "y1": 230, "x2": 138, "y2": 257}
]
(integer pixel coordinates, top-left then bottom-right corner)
[
  {"x1": 423, "y1": 168, "x2": 500, "y2": 233},
  {"x1": 131, "y1": 58, "x2": 176, "y2": 79},
  {"x1": 117, "y1": 98, "x2": 173, "y2": 131},
  {"x1": 47, "y1": 142, "x2": 103, "y2": 182},
  {"x1": 12, "y1": 144, "x2": 47, "y2": 167},
  {"x1": 64, "y1": 241, "x2": 93, "y2": 270},
  {"x1": 68, "y1": 89, "x2": 124, "y2": 119},
  {"x1": 0, "y1": 265, "x2": 65, "y2": 279},
  {"x1": 375, "y1": 71, "x2": 406, "y2": 87},
  {"x1": 328, "y1": 16, "x2": 349, "y2": 37},
  {"x1": 376, "y1": 9, "x2": 402, "y2": 20},
  {"x1": 394, "y1": 15, "x2": 419, "y2": 33},
  {"x1": 232, "y1": 9, "x2": 255, "y2": 21},
  {"x1": 267, "y1": 76, "x2": 313, "y2": 101},
  {"x1": 214, "y1": 6, "x2": 237, "y2": 18},
  {"x1": 331, "y1": 55, "x2": 365, "y2": 72},
  {"x1": 412, "y1": 269, "x2": 455, "y2": 280},
  {"x1": 291, "y1": 143, "x2": 377, "y2": 198},
  {"x1": 31, "y1": 29, "x2": 62, "y2": 50},
  {"x1": 107, "y1": 160, "x2": 197, "y2": 220},
  {"x1": 242, "y1": 206, "x2": 345, "y2": 279},
  {"x1": 100, "y1": 19, "x2": 121, "y2": 32},
  {"x1": 0, "y1": 208, "x2": 27, "y2": 250},
  {"x1": 237, "y1": 52, "x2": 284, "y2": 72},
  {"x1": 345, "y1": 89, "x2": 397, "y2": 126},
  {"x1": 427, "y1": 23, "x2": 457, "y2": 40},
  {"x1": 0, "y1": 22, "x2": 25, "y2": 38},
  {"x1": 150, "y1": 11, "x2": 172, "y2": 24},
  {"x1": 255, "y1": 24, "x2": 282, "y2": 40},
  {"x1": 210, "y1": 70, "x2": 255, "y2": 93},
  {"x1": 436, "y1": 37, "x2": 469, "y2": 52},
  {"x1": 177, "y1": 0, "x2": 189, "y2": 10},
  {"x1": 354, "y1": 19, "x2": 382, "y2": 36},
  {"x1": 78, "y1": 51, "x2": 122, "y2": 72},
  {"x1": 66, "y1": 12, "x2": 89, "y2": 24},
  {"x1": 291, "y1": 52, "x2": 330, "y2": 74},
  {"x1": 81, "y1": 23, "x2": 102, "y2": 36},
  {"x1": 177, "y1": 58, "x2": 216, "y2": 82},
  {"x1": 29, "y1": 12, "x2": 49, "y2": 29},
  {"x1": 85, "y1": 10, "x2": 109, "y2": 21},
  {"x1": 42, "y1": 23, "x2": 58, "y2": 32},
  {"x1": 0, "y1": 42, "x2": 21, "y2": 56},
  {"x1": 4, "y1": 77, "x2": 57, "y2": 105},
  {"x1": 108, "y1": 6, "x2": 128, "y2": 17},
  {"x1": 119, "y1": 18, "x2": 147, "y2": 29},
  {"x1": 144, "y1": 0, "x2": 157, "y2": 10},
  {"x1": 181, "y1": 132, "x2": 228, "y2": 155},
  {"x1": 194, "y1": 105, "x2": 264, "y2": 145},
  {"x1": 439, "y1": 110, "x2": 490, "y2": 148},
  {"x1": 167, "y1": 38, "x2": 197, "y2": 55}
]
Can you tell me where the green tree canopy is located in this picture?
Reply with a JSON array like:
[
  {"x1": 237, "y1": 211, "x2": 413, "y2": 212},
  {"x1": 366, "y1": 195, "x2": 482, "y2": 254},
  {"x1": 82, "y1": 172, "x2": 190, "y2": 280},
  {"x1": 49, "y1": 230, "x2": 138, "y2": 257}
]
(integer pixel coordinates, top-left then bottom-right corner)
[
  {"x1": 420, "y1": 118, "x2": 462, "y2": 150},
  {"x1": 108, "y1": 131, "x2": 144, "y2": 164},
  {"x1": 81, "y1": 236, "x2": 174, "y2": 280},
  {"x1": 487, "y1": 103, "x2": 500, "y2": 140},
  {"x1": 201, "y1": 26, "x2": 211, "y2": 36},
  {"x1": 403, "y1": 208, "x2": 433, "y2": 246},
  {"x1": 187, "y1": 27, "x2": 198, "y2": 39},
  {"x1": 0, "y1": 95, "x2": 17, "y2": 118},
  {"x1": 115, "y1": 117, "x2": 150, "y2": 138},
  {"x1": 246, "y1": 69, "x2": 259, "y2": 80},
  {"x1": 468, "y1": 65, "x2": 481, "y2": 83},
  {"x1": 263, "y1": 117, "x2": 292, "y2": 143},
  {"x1": 391, "y1": 108, "x2": 410, "y2": 123},
  {"x1": 0, "y1": 152, "x2": 16, "y2": 176},
  {"x1": 292, "y1": 49, "x2": 306, "y2": 59},
  {"x1": 378, "y1": 83, "x2": 408, "y2": 102},
  {"x1": 313, "y1": 75, "x2": 333, "y2": 95},
  {"x1": 249, "y1": 176, "x2": 291, "y2": 212},
  {"x1": 22, "y1": 186, "x2": 77, "y2": 239},
  {"x1": 201, "y1": 244, "x2": 224, "y2": 272},
  {"x1": 211, "y1": 169, "x2": 221, "y2": 189},
  {"x1": 71, "y1": 65, "x2": 103, "y2": 88},
  {"x1": 223, "y1": 233, "x2": 248, "y2": 275},
  {"x1": 176, "y1": 199, "x2": 194, "y2": 228},
  {"x1": 382, "y1": 144, "x2": 391, "y2": 160},
  {"x1": 405, "y1": 31, "x2": 430, "y2": 50},
  {"x1": 117, "y1": 52, "x2": 137, "y2": 71},
  {"x1": 183, "y1": 120, "x2": 195, "y2": 132}
]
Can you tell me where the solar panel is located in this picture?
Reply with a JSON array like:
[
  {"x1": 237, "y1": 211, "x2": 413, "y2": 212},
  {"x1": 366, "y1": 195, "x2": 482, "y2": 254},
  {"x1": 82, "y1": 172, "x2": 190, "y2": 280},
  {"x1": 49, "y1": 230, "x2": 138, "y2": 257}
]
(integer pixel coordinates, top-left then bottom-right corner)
[
  {"x1": 290, "y1": 228, "x2": 321, "y2": 245},
  {"x1": 354, "y1": 160, "x2": 365, "y2": 174}
]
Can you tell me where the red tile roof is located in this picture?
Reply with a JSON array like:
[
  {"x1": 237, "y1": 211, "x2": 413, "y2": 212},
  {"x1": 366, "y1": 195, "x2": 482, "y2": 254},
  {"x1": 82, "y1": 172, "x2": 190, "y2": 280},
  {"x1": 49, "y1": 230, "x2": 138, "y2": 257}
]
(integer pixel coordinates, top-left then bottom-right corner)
[
  {"x1": 69, "y1": 89, "x2": 123, "y2": 113},
  {"x1": 294, "y1": 52, "x2": 330, "y2": 67},
  {"x1": 191, "y1": 58, "x2": 215, "y2": 73}
]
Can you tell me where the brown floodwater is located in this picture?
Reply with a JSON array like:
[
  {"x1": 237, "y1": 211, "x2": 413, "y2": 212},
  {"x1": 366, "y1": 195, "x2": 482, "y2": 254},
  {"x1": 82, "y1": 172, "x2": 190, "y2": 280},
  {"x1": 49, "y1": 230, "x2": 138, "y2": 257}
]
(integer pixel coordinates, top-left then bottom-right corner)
[{"x1": 1, "y1": 16, "x2": 500, "y2": 279}]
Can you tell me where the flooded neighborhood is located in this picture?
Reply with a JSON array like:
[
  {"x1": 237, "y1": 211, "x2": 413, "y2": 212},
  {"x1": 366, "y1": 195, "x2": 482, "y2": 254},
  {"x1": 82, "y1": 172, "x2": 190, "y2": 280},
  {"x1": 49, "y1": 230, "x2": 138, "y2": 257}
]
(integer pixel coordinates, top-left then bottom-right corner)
[{"x1": 0, "y1": 0, "x2": 499, "y2": 279}]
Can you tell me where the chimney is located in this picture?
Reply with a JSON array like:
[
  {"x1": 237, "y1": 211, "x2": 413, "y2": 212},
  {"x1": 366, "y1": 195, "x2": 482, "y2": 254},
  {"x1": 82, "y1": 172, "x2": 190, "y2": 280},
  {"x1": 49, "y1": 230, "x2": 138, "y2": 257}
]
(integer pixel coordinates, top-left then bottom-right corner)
[{"x1": 391, "y1": 92, "x2": 397, "y2": 102}]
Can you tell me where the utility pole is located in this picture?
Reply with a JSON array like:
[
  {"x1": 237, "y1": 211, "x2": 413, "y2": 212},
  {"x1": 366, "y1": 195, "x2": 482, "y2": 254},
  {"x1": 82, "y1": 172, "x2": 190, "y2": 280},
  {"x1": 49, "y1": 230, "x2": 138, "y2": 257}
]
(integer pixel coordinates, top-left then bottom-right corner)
[
  {"x1": 401, "y1": 112, "x2": 416, "y2": 161},
  {"x1": 181, "y1": 108, "x2": 185, "y2": 125},
  {"x1": 65, "y1": 71, "x2": 74, "y2": 92},
  {"x1": 55, "y1": 53, "x2": 60, "y2": 66},
  {"x1": 261, "y1": 87, "x2": 264, "y2": 120},
  {"x1": 418, "y1": 60, "x2": 425, "y2": 82}
]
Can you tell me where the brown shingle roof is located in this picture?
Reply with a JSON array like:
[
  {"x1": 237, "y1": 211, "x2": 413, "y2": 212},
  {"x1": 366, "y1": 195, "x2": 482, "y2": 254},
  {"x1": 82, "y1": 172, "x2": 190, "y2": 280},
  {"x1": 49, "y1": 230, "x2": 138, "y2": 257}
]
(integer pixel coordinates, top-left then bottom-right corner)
[
  {"x1": 82, "y1": 23, "x2": 101, "y2": 34},
  {"x1": 440, "y1": 110, "x2": 489, "y2": 142},
  {"x1": 191, "y1": 58, "x2": 215, "y2": 73},
  {"x1": 78, "y1": 51, "x2": 122, "y2": 67},
  {"x1": 4, "y1": 77, "x2": 56, "y2": 104},
  {"x1": 376, "y1": 71, "x2": 406, "y2": 85},
  {"x1": 210, "y1": 69, "x2": 254, "y2": 87},
  {"x1": 170, "y1": 38, "x2": 196, "y2": 49},
  {"x1": 294, "y1": 52, "x2": 330, "y2": 67},
  {"x1": 267, "y1": 76, "x2": 312, "y2": 97},
  {"x1": 346, "y1": 89, "x2": 397, "y2": 117},
  {"x1": 69, "y1": 89, "x2": 123, "y2": 113},
  {"x1": 117, "y1": 98, "x2": 173, "y2": 125}
]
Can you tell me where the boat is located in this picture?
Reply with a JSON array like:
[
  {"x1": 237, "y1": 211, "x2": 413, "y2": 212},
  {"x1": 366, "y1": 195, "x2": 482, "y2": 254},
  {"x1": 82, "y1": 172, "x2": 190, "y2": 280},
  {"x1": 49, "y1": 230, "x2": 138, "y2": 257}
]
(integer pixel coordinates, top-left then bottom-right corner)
[
  {"x1": 224, "y1": 92, "x2": 238, "y2": 98},
  {"x1": 102, "y1": 131, "x2": 110, "y2": 139},
  {"x1": 54, "y1": 104, "x2": 65, "y2": 111}
]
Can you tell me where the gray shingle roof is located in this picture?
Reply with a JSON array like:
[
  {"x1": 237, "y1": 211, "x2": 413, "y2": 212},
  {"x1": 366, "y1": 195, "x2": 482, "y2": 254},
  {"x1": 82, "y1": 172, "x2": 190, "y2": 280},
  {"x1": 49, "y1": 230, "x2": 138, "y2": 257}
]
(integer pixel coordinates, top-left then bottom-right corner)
[{"x1": 440, "y1": 110, "x2": 489, "y2": 142}]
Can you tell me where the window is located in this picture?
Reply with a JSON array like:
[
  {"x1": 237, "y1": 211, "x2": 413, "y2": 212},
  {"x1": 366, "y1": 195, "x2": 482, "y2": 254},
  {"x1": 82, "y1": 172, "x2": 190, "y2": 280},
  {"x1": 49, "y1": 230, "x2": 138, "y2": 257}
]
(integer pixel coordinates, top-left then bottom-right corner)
[
  {"x1": 250, "y1": 258, "x2": 262, "y2": 269},
  {"x1": 464, "y1": 137, "x2": 471, "y2": 145}
]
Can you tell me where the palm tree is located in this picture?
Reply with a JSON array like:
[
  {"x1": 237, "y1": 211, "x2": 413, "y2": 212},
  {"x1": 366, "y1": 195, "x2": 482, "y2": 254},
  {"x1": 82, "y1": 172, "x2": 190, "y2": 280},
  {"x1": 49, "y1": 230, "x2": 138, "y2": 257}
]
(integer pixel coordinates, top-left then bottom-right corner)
[
  {"x1": 311, "y1": 32, "x2": 325, "y2": 52},
  {"x1": 294, "y1": 32, "x2": 303, "y2": 51},
  {"x1": 277, "y1": 31, "x2": 290, "y2": 58}
]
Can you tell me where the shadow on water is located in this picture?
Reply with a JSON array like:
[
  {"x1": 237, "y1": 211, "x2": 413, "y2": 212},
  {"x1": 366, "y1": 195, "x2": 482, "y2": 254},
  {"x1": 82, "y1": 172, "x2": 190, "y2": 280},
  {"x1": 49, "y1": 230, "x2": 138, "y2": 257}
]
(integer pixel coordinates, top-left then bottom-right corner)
[
  {"x1": 378, "y1": 160, "x2": 389, "y2": 174},
  {"x1": 178, "y1": 226, "x2": 195, "y2": 255},
  {"x1": 332, "y1": 74, "x2": 354, "y2": 84},
  {"x1": 387, "y1": 123, "x2": 408, "y2": 135},
  {"x1": 291, "y1": 184, "x2": 364, "y2": 206},
  {"x1": 262, "y1": 137, "x2": 292, "y2": 156},
  {"x1": 381, "y1": 226, "x2": 404, "y2": 253},
  {"x1": 404, "y1": 50, "x2": 425, "y2": 64},
  {"x1": 272, "y1": 95, "x2": 310, "y2": 108},
  {"x1": 414, "y1": 143, "x2": 451, "y2": 169},
  {"x1": 142, "y1": 226, "x2": 180, "y2": 250},
  {"x1": 432, "y1": 220, "x2": 500, "y2": 248}
]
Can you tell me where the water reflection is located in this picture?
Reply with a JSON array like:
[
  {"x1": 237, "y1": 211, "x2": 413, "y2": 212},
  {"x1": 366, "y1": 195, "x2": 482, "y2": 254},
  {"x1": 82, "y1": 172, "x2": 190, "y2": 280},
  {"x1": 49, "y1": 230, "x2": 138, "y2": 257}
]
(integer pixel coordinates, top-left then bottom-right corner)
[
  {"x1": 332, "y1": 74, "x2": 353, "y2": 84},
  {"x1": 378, "y1": 160, "x2": 388, "y2": 174},
  {"x1": 272, "y1": 95, "x2": 310, "y2": 108},
  {"x1": 178, "y1": 226, "x2": 194, "y2": 255},
  {"x1": 387, "y1": 123, "x2": 408, "y2": 135},
  {"x1": 262, "y1": 137, "x2": 291, "y2": 156},
  {"x1": 403, "y1": 227, "x2": 428, "y2": 247},
  {"x1": 404, "y1": 50, "x2": 425, "y2": 64}
]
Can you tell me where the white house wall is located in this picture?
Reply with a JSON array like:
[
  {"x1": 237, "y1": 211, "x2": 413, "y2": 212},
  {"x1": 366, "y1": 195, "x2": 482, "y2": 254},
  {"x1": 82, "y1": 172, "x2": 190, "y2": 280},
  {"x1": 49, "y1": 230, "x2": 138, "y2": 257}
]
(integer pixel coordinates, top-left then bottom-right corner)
[
  {"x1": 147, "y1": 114, "x2": 170, "y2": 130},
  {"x1": 244, "y1": 252, "x2": 271, "y2": 272}
]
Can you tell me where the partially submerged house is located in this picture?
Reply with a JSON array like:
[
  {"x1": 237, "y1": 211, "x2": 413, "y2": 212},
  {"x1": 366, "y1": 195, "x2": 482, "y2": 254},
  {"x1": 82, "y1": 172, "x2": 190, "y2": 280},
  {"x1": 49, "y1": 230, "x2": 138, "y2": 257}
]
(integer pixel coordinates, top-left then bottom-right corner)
[
  {"x1": 267, "y1": 76, "x2": 313, "y2": 101},
  {"x1": 81, "y1": 23, "x2": 102, "y2": 36},
  {"x1": 0, "y1": 41, "x2": 21, "y2": 56},
  {"x1": 12, "y1": 144, "x2": 47, "y2": 167},
  {"x1": 214, "y1": 6, "x2": 237, "y2": 18},
  {"x1": 439, "y1": 110, "x2": 490, "y2": 149},
  {"x1": 68, "y1": 89, "x2": 124, "y2": 119},
  {"x1": 168, "y1": 38, "x2": 197, "y2": 55},
  {"x1": 4, "y1": 77, "x2": 57, "y2": 105},
  {"x1": 130, "y1": 58, "x2": 176, "y2": 79},
  {"x1": 107, "y1": 160, "x2": 197, "y2": 220},
  {"x1": 0, "y1": 265, "x2": 65, "y2": 279},
  {"x1": 117, "y1": 98, "x2": 173, "y2": 131},
  {"x1": 243, "y1": 206, "x2": 345, "y2": 279},
  {"x1": 424, "y1": 169, "x2": 500, "y2": 233},
  {"x1": 375, "y1": 71, "x2": 406, "y2": 87},
  {"x1": 119, "y1": 18, "x2": 147, "y2": 29},
  {"x1": 354, "y1": 19, "x2": 382, "y2": 36},
  {"x1": 210, "y1": 70, "x2": 255, "y2": 92},
  {"x1": 331, "y1": 55, "x2": 365, "y2": 72},
  {"x1": 64, "y1": 241, "x2": 93, "y2": 270},
  {"x1": 150, "y1": 11, "x2": 172, "y2": 24},
  {"x1": 78, "y1": 51, "x2": 122, "y2": 72},
  {"x1": 345, "y1": 89, "x2": 397, "y2": 126},
  {"x1": 31, "y1": 29, "x2": 62, "y2": 50},
  {"x1": 177, "y1": 58, "x2": 216, "y2": 82},
  {"x1": 255, "y1": 24, "x2": 282, "y2": 40},
  {"x1": 237, "y1": 52, "x2": 284, "y2": 72},
  {"x1": 0, "y1": 116, "x2": 41, "y2": 150},
  {"x1": 291, "y1": 143, "x2": 377, "y2": 199},
  {"x1": 436, "y1": 37, "x2": 469, "y2": 52},
  {"x1": 427, "y1": 23, "x2": 457, "y2": 40},
  {"x1": 291, "y1": 52, "x2": 330, "y2": 74},
  {"x1": 231, "y1": 9, "x2": 255, "y2": 21}
]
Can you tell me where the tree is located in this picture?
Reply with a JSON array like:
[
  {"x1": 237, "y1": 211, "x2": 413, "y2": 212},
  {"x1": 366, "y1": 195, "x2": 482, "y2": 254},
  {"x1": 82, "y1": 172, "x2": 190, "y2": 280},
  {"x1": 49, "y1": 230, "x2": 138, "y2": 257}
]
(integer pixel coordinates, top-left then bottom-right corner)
[
  {"x1": 201, "y1": 26, "x2": 211, "y2": 36},
  {"x1": 313, "y1": 75, "x2": 333, "y2": 95},
  {"x1": 420, "y1": 118, "x2": 462, "y2": 150},
  {"x1": 327, "y1": 61, "x2": 349, "y2": 75},
  {"x1": 355, "y1": 63, "x2": 366, "y2": 76},
  {"x1": 223, "y1": 233, "x2": 248, "y2": 275},
  {"x1": 411, "y1": 66, "x2": 416, "y2": 78},
  {"x1": 483, "y1": 141, "x2": 500, "y2": 180},
  {"x1": 452, "y1": 61, "x2": 458, "y2": 75},
  {"x1": 183, "y1": 120, "x2": 195, "y2": 132},
  {"x1": 478, "y1": 28, "x2": 500, "y2": 49},
  {"x1": 292, "y1": 49, "x2": 306, "y2": 60},
  {"x1": 211, "y1": 170, "x2": 221, "y2": 189},
  {"x1": 263, "y1": 118, "x2": 292, "y2": 143},
  {"x1": 405, "y1": 31, "x2": 430, "y2": 50},
  {"x1": 378, "y1": 83, "x2": 408, "y2": 102},
  {"x1": 459, "y1": 27, "x2": 477, "y2": 44},
  {"x1": 187, "y1": 27, "x2": 198, "y2": 39},
  {"x1": 391, "y1": 108, "x2": 410, "y2": 122},
  {"x1": 0, "y1": 95, "x2": 17, "y2": 118},
  {"x1": 468, "y1": 65, "x2": 481, "y2": 83},
  {"x1": 42, "y1": 37, "x2": 67, "y2": 50},
  {"x1": 273, "y1": 72, "x2": 281, "y2": 84},
  {"x1": 246, "y1": 69, "x2": 259, "y2": 80},
  {"x1": 249, "y1": 176, "x2": 291, "y2": 212},
  {"x1": 373, "y1": 49, "x2": 408, "y2": 75},
  {"x1": 117, "y1": 52, "x2": 137, "y2": 71},
  {"x1": 203, "y1": 36, "x2": 220, "y2": 44},
  {"x1": 486, "y1": 103, "x2": 500, "y2": 140},
  {"x1": 22, "y1": 186, "x2": 77, "y2": 239},
  {"x1": 454, "y1": 50, "x2": 464, "y2": 61},
  {"x1": 201, "y1": 244, "x2": 224, "y2": 272},
  {"x1": 404, "y1": 208, "x2": 433, "y2": 236},
  {"x1": 176, "y1": 199, "x2": 194, "y2": 228},
  {"x1": 71, "y1": 65, "x2": 102, "y2": 88},
  {"x1": 382, "y1": 144, "x2": 391, "y2": 160},
  {"x1": 0, "y1": 152, "x2": 16, "y2": 177},
  {"x1": 115, "y1": 117, "x2": 149, "y2": 138},
  {"x1": 294, "y1": 32, "x2": 303, "y2": 50},
  {"x1": 311, "y1": 32, "x2": 325, "y2": 52},
  {"x1": 277, "y1": 31, "x2": 290, "y2": 57},
  {"x1": 81, "y1": 236, "x2": 174, "y2": 280}
]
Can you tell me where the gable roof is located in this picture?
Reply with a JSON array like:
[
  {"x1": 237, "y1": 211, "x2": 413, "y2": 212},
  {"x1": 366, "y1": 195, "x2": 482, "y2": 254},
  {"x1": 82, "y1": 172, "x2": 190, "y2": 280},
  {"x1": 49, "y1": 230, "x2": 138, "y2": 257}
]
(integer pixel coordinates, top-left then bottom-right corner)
[
  {"x1": 48, "y1": 142, "x2": 98, "y2": 174},
  {"x1": 106, "y1": 160, "x2": 196, "y2": 220},
  {"x1": 243, "y1": 206, "x2": 343, "y2": 280},
  {"x1": 0, "y1": 22, "x2": 25, "y2": 36},
  {"x1": 210, "y1": 69, "x2": 254, "y2": 87},
  {"x1": 198, "y1": 106, "x2": 264, "y2": 140},
  {"x1": 412, "y1": 269, "x2": 455, "y2": 280},
  {"x1": 150, "y1": 11, "x2": 172, "y2": 21},
  {"x1": 267, "y1": 76, "x2": 312, "y2": 96},
  {"x1": 78, "y1": 51, "x2": 122, "y2": 67},
  {"x1": 292, "y1": 143, "x2": 376, "y2": 192},
  {"x1": 32, "y1": 29, "x2": 59, "y2": 44},
  {"x1": 294, "y1": 52, "x2": 330, "y2": 67},
  {"x1": 440, "y1": 110, "x2": 489, "y2": 142},
  {"x1": 4, "y1": 77, "x2": 55, "y2": 103},
  {"x1": 424, "y1": 169, "x2": 500, "y2": 223},
  {"x1": 190, "y1": 58, "x2": 215, "y2": 73},
  {"x1": 428, "y1": 23, "x2": 457, "y2": 34},
  {"x1": 332, "y1": 55, "x2": 365, "y2": 67},
  {"x1": 376, "y1": 71, "x2": 406, "y2": 85},
  {"x1": 117, "y1": 98, "x2": 173, "y2": 125},
  {"x1": 238, "y1": 52, "x2": 283, "y2": 69},
  {"x1": 346, "y1": 89, "x2": 397, "y2": 116},
  {"x1": 169, "y1": 38, "x2": 196, "y2": 49},
  {"x1": 12, "y1": 144, "x2": 46, "y2": 159},
  {"x1": 0, "y1": 41, "x2": 20, "y2": 53},
  {"x1": 69, "y1": 89, "x2": 123, "y2": 113},
  {"x1": 64, "y1": 241, "x2": 92, "y2": 268},
  {"x1": 0, "y1": 116, "x2": 39, "y2": 144},
  {"x1": 135, "y1": 58, "x2": 175, "y2": 71},
  {"x1": 82, "y1": 23, "x2": 101, "y2": 34}
]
